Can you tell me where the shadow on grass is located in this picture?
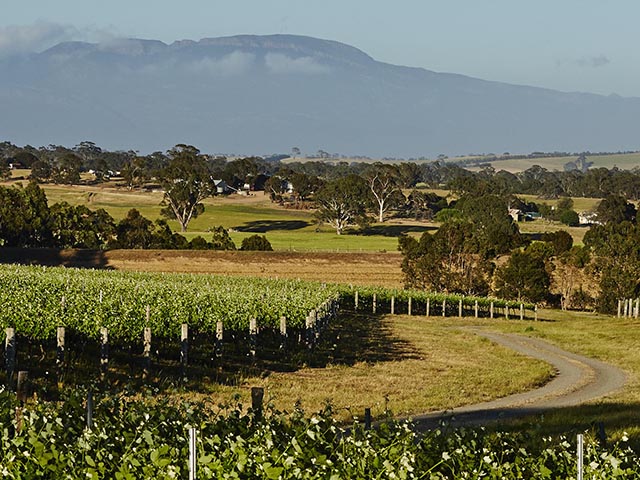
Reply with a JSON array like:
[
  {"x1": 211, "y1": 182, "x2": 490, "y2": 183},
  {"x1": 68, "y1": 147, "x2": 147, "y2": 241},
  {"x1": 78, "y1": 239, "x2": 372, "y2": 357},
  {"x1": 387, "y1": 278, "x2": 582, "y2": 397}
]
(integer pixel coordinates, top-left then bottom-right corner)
[
  {"x1": 487, "y1": 403, "x2": 640, "y2": 449},
  {"x1": 2, "y1": 311, "x2": 420, "y2": 397},
  {"x1": 236, "y1": 220, "x2": 311, "y2": 232},
  {"x1": 361, "y1": 224, "x2": 435, "y2": 237},
  {"x1": 413, "y1": 400, "x2": 640, "y2": 447}
]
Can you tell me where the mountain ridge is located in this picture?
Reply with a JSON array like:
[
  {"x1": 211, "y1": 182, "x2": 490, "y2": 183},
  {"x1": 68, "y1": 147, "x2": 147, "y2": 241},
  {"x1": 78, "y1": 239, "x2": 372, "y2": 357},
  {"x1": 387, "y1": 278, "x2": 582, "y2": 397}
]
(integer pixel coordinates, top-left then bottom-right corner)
[{"x1": 1, "y1": 34, "x2": 639, "y2": 156}]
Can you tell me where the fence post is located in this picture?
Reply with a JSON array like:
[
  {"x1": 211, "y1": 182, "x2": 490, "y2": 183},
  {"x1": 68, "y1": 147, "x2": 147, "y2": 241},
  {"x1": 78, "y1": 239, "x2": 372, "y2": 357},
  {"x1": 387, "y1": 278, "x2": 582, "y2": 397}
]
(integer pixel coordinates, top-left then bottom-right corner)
[
  {"x1": 249, "y1": 318, "x2": 258, "y2": 358},
  {"x1": 188, "y1": 427, "x2": 197, "y2": 480},
  {"x1": 56, "y1": 326, "x2": 65, "y2": 368},
  {"x1": 5, "y1": 327, "x2": 16, "y2": 385},
  {"x1": 520, "y1": 303, "x2": 524, "y2": 321},
  {"x1": 279, "y1": 316, "x2": 287, "y2": 350},
  {"x1": 534, "y1": 305, "x2": 538, "y2": 321},
  {"x1": 305, "y1": 314, "x2": 314, "y2": 349},
  {"x1": 490, "y1": 302, "x2": 494, "y2": 319},
  {"x1": 408, "y1": 297, "x2": 412, "y2": 316},
  {"x1": 364, "y1": 408, "x2": 372, "y2": 430},
  {"x1": 215, "y1": 321, "x2": 223, "y2": 358},
  {"x1": 618, "y1": 299, "x2": 622, "y2": 318},
  {"x1": 100, "y1": 327, "x2": 109, "y2": 376},
  {"x1": 17, "y1": 371, "x2": 29, "y2": 404},
  {"x1": 577, "y1": 433, "x2": 584, "y2": 480},
  {"x1": 373, "y1": 294, "x2": 377, "y2": 314},
  {"x1": 426, "y1": 298, "x2": 430, "y2": 317},
  {"x1": 87, "y1": 391, "x2": 94, "y2": 429},
  {"x1": 181, "y1": 323, "x2": 189, "y2": 372},
  {"x1": 458, "y1": 299, "x2": 463, "y2": 318},
  {"x1": 391, "y1": 296, "x2": 395, "y2": 315},
  {"x1": 251, "y1": 386, "x2": 264, "y2": 419},
  {"x1": 355, "y1": 291, "x2": 358, "y2": 310},
  {"x1": 635, "y1": 298, "x2": 639, "y2": 319},
  {"x1": 474, "y1": 300, "x2": 478, "y2": 318},
  {"x1": 442, "y1": 299, "x2": 446, "y2": 317},
  {"x1": 505, "y1": 305, "x2": 509, "y2": 320},
  {"x1": 143, "y1": 327, "x2": 152, "y2": 378}
]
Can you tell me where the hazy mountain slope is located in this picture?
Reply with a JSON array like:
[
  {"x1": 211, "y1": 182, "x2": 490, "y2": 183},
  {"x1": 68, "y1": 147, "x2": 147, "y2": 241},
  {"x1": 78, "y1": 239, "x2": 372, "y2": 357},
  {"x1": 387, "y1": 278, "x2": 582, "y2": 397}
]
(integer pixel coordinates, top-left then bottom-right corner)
[{"x1": 1, "y1": 34, "x2": 638, "y2": 156}]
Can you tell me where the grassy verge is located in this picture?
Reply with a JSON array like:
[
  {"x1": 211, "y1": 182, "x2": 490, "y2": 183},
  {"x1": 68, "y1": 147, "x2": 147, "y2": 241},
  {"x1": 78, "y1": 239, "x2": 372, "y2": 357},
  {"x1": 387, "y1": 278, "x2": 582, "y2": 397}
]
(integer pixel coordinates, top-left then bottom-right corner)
[{"x1": 176, "y1": 314, "x2": 552, "y2": 423}]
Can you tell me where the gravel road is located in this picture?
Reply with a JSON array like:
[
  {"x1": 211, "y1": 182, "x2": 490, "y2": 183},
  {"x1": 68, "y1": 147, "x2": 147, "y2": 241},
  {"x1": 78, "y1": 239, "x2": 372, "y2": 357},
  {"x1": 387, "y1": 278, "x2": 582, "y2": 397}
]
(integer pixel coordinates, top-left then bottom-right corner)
[{"x1": 410, "y1": 328, "x2": 627, "y2": 430}]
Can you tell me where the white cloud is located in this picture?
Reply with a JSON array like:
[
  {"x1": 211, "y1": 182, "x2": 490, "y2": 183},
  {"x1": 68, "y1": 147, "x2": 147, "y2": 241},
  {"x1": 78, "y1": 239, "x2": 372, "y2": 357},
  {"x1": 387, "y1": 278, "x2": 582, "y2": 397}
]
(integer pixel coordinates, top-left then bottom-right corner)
[
  {"x1": 0, "y1": 22, "x2": 120, "y2": 58},
  {"x1": 188, "y1": 51, "x2": 256, "y2": 76},
  {"x1": 265, "y1": 53, "x2": 330, "y2": 75},
  {"x1": 556, "y1": 54, "x2": 611, "y2": 69},
  {"x1": 0, "y1": 22, "x2": 79, "y2": 57}
]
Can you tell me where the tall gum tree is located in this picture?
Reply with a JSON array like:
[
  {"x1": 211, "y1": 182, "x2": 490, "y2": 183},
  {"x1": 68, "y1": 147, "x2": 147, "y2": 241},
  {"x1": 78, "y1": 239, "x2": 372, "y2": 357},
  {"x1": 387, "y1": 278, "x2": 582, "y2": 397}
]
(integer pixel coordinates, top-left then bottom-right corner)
[
  {"x1": 364, "y1": 163, "x2": 404, "y2": 222},
  {"x1": 160, "y1": 144, "x2": 214, "y2": 232},
  {"x1": 315, "y1": 174, "x2": 370, "y2": 235}
]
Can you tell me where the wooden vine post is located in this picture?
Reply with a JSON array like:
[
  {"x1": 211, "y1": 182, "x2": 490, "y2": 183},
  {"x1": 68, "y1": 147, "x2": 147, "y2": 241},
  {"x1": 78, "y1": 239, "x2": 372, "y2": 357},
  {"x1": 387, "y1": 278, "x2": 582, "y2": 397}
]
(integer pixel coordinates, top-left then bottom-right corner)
[
  {"x1": 490, "y1": 301, "x2": 494, "y2": 319},
  {"x1": 100, "y1": 327, "x2": 109, "y2": 376},
  {"x1": 442, "y1": 299, "x2": 446, "y2": 317},
  {"x1": 474, "y1": 300, "x2": 479, "y2": 318},
  {"x1": 215, "y1": 321, "x2": 223, "y2": 358},
  {"x1": 56, "y1": 326, "x2": 65, "y2": 386},
  {"x1": 5, "y1": 327, "x2": 16, "y2": 387},
  {"x1": 305, "y1": 314, "x2": 314, "y2": 350},
  {"x1": 143, "y1": 327, "x2": 152, "y2": 379},
  {"x1": 391, "y1": 296, "x2": 395, "y2": 315},
  {"x1": 408, "y1": 297, "x2": 412, "y2": 316},
  {"x1": 17, "y1": 371, "x2": 29, "y2": 404},
  {"x1": 181, "y1": 323, "x2": 189, "y2": 373},
  {"x1": 458, "y1": 299, "x2": 463, "y2": 318},
  {"x1": 426, "y1": 298, "x2": 430, "y2": 317},
  {"x1": 249, "y1": 318, "x2": 258, "y2": 358},
  {"x1": 279, "y1": 316, "x2": 287, "y2": 350},
  {"x1": 520, "y1": 303, "x2": 524, "y2": 321},
  {"x1": 143, "y1": 305, "x2": 151, "y2": 378}
]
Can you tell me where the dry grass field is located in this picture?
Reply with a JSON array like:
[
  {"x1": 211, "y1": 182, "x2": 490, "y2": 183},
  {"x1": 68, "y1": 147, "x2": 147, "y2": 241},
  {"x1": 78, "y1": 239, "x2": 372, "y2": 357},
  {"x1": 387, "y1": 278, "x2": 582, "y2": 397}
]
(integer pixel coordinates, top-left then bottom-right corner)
[
  {"x1": 105, "y1": 250, "x2": 405, "y2": 288},
  {"x1": 170, "y1": 314, "x2": 553, "y2": 423},
  {"x1": 466, "y1": 152, "x2": 640, "y2": 173}
]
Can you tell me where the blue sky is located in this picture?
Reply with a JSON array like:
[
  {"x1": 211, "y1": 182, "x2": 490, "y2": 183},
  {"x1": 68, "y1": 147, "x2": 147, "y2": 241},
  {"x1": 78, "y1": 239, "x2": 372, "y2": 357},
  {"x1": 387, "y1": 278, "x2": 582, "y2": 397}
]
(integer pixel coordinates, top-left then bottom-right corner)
[{"x1": 2, "y1": 0, "x2": 639, "y2": 97}]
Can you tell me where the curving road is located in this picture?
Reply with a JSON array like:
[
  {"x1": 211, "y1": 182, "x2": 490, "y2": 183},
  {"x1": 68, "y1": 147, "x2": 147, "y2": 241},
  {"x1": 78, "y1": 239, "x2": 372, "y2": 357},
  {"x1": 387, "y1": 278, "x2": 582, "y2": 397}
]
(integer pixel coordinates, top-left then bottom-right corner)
[{"x1": 410, "y1": 328, "x2": 627, "y2": 430}]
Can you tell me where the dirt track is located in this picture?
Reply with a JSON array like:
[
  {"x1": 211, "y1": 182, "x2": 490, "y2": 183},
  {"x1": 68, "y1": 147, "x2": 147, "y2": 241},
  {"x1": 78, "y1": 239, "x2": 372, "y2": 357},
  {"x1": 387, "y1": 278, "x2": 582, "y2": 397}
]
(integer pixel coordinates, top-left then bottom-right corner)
[{"x1": 411, "y1": 329, "x2": 627, "y2": 430}]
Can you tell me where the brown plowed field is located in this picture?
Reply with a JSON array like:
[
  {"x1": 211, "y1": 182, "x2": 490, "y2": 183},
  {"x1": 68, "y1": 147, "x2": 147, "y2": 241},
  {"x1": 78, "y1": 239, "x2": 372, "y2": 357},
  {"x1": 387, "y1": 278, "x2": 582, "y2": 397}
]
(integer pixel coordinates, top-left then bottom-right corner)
[{"x1": 0, "y1": 248, "x2": 404, "y2": 288}]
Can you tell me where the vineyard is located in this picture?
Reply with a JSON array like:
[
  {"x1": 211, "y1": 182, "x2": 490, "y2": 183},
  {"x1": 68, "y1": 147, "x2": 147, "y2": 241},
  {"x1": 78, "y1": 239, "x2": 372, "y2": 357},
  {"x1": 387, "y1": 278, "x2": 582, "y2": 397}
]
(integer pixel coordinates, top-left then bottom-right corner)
[
  {"x1": 0, "y1": 265, "x2": 535, "y2": 343},
  {"x1": 1, "y1": 389, "x2": 638, "y2": 479},
  {"x1": 0, "y1": 264, "x2": 538, "y2": 395}
]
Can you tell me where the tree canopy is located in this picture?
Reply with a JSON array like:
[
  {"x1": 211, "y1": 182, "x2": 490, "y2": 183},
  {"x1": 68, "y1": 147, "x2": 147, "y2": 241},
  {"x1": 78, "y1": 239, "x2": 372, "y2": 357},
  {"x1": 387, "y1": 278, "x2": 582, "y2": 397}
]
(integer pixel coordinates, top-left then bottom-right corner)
[{"x1": 159, "y1": 145, "x2": 214, "y2": 232}]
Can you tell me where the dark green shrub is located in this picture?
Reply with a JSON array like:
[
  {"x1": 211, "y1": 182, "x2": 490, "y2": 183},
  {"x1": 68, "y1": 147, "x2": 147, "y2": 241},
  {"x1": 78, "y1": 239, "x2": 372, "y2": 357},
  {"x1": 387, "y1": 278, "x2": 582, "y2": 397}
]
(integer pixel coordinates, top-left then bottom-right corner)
[
  {"x1": 210, "y1": 225, "x2": 236, "y2": 250},
  {"x1": 240, "y1": 234, "x2": 273, "y2": 251}
]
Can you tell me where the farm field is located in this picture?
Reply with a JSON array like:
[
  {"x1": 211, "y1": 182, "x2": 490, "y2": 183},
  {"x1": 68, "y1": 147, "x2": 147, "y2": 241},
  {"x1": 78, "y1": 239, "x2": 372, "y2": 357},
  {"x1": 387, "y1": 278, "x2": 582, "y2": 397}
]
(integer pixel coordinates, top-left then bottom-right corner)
[
  {"x1": 1, "y1": 179, "x2": 427, "y2": 252},
  {"x1": 467, "y1": 152, "x2": 640, "y2": 173},
  {"x1": 0, "y1": 248, "x2": 406, "y2": 287},
  {"x1": 1, "y1": 177, "x2": 607, "y2": 252}
]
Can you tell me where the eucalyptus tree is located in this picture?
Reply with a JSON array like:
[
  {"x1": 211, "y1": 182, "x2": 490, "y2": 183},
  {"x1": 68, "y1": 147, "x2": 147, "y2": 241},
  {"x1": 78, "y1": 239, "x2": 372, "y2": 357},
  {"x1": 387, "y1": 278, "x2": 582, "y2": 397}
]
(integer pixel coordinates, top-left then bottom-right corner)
[{"x1": 159, "y1": 144, "x2": 215, "y2": 232}]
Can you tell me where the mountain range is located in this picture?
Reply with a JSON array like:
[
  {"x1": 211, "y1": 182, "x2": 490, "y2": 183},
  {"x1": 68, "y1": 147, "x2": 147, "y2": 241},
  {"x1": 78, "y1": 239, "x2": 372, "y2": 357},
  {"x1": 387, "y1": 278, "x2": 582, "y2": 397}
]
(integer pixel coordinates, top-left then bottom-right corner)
[{"x1": 1, "y1": 34, "x2": 639, "y2": 157}]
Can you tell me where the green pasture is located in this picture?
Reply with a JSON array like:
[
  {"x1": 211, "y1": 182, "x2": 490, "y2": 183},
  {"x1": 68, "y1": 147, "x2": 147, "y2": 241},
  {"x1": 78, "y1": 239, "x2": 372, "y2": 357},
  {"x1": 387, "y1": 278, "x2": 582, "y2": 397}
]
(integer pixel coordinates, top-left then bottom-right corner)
[
  {"x1": 34, "y1": 184, "x2": 426, "y2": 252},
  {"x1": 4, "y1": 181, "x2": 609, "y2": 249}
]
